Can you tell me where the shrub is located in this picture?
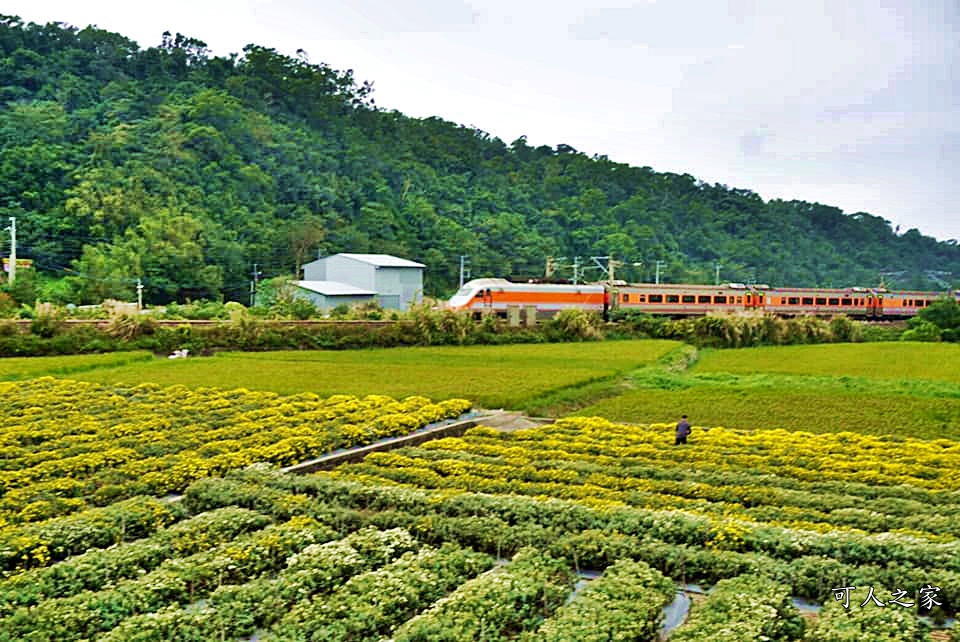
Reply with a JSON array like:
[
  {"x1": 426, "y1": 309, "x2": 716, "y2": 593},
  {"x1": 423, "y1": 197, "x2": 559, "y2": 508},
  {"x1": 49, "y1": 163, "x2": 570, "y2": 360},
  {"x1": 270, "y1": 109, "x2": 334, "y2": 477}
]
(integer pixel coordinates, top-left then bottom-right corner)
[{"x1": 547, "y1": 309, "x2": 603, "y2": 341}]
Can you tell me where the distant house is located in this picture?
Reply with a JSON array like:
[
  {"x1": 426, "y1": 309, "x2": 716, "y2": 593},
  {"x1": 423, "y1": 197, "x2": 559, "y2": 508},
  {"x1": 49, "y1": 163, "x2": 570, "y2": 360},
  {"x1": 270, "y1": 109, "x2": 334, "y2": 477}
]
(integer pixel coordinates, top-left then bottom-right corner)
[
  {"x1": 292, "y1": 280, "x2": 377, "y2": 312},
  {"x1": 301, "y1": 253, "x2": 425, "y2": 310}
]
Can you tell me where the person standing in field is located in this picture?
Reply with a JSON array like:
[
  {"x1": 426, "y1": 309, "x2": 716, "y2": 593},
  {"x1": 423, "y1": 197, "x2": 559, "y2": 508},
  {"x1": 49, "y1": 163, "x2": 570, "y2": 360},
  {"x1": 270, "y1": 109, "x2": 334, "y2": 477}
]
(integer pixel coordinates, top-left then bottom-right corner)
[{"x1": 675, "y1": 415, "x2": 691, "y2": 445}]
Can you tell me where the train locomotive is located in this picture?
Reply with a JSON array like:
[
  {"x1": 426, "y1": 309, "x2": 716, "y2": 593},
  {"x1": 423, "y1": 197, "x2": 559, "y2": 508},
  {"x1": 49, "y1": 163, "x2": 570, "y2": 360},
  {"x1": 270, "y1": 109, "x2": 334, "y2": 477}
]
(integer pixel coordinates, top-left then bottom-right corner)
[{"x1": 447, "y1": 278, "x2": 958, "y2": 320}]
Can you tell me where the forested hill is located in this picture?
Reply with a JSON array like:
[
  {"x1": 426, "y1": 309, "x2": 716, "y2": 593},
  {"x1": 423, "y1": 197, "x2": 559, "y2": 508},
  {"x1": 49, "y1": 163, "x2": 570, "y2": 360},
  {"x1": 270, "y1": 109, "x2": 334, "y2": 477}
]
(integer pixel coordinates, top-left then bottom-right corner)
[{"x1": 1, "y1": 15, "x2": 958, "y2": 305}]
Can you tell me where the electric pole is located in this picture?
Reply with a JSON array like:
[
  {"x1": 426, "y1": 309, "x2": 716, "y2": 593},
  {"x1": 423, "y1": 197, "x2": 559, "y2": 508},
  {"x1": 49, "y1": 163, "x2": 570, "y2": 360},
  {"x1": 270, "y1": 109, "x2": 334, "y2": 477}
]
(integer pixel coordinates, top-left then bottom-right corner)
[
  {"x1": 459, "y1": 255, "x2": 470, "y2": 288},
  {"x1": 250, "y1": 263, "x2": 261, "y2": 306},
  {"x1": 5, "y1": 217, "x2": 15, "y2": 284},
  {"x1": 655, "y1": 260, "x2": 666, "y2": 285},
  {"x1": 572, "y1": 256, "x2": 580, "y2": 285},
  {"x1": 714, "y1": 261, "x2": 722, "y2": 286},
  {"x1": 136, "y1": 278, "x2": 144, "y2": 311}
]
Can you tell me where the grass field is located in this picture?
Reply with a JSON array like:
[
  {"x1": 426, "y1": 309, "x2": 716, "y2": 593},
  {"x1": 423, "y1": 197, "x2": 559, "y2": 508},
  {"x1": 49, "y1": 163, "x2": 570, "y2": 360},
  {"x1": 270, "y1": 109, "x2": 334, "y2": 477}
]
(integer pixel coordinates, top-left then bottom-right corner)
[
  {"x1": 66, "y1": 341, "x2": 682, "y2": 409},
  {"x1": 579, "y1": 342, "x2": 960, "y2": 440},
  {"x1": 694, "y1": 342, "x2": 960, "y2": 382},
  {"x1": 0, "y1": 351, "x2": 154, "y2": 380}
]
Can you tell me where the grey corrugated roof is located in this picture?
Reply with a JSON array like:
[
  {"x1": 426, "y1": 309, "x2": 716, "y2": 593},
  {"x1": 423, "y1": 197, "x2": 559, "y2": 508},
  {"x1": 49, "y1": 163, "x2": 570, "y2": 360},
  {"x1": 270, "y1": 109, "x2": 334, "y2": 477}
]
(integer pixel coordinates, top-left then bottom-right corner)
[
  {"x1": 337, "y1": 253, "x2": 426, "y2": 268},
  {"x1": 295, "y1": 281, "x2": 377, "y2": 296}
]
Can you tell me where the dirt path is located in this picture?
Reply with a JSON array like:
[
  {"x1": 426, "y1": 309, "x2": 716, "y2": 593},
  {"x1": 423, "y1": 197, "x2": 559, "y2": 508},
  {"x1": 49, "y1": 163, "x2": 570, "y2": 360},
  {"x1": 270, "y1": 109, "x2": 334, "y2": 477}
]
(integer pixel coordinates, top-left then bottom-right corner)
[{"x1": 474, "y1": 409, "x2": 554, "y2": 432}]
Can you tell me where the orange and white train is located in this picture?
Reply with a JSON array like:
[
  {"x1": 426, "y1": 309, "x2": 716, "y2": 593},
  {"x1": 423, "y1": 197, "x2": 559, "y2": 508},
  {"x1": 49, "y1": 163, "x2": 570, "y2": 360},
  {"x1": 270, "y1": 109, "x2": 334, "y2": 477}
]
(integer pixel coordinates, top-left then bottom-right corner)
[{"x1": 447, "y1": 278, "x2": 958, "y2": 319}]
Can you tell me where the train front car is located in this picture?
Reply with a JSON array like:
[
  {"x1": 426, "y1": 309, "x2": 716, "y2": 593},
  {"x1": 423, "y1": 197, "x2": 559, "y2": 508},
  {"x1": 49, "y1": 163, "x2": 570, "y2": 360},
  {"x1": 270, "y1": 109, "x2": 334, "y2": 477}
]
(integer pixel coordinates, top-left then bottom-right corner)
[
  {"x1": 447, "y1": 278, "x2": 606, "y2": 318},
  {"x1": 446, "y1": 278, "x2": 512, "y2": 313}
]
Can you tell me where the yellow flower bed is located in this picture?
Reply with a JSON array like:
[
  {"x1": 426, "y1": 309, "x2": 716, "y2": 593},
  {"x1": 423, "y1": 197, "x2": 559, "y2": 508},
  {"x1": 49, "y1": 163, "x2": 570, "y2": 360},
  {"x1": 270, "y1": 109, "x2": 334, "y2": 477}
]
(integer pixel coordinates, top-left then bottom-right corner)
[
  {"x1": 334, "y1": 416, "x2": 960, "y2": 545},
  {"x1": 0, "y1": 378, "x2": 471, "y2": 525}
]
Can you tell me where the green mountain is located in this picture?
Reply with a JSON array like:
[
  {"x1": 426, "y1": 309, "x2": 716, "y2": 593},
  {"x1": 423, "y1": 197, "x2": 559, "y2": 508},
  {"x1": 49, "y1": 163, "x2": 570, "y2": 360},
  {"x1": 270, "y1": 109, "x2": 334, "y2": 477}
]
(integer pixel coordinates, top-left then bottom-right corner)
[{"x1": 1, "y1": 15, "x2": 957, "y2": 305}]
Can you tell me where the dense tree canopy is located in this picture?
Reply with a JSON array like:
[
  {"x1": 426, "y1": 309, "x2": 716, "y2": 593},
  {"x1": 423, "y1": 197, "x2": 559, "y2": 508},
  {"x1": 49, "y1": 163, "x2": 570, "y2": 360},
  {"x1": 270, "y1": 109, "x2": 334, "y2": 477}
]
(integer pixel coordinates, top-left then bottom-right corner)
[{"x1": 1, "y1": 14, "x2": 958, "y2": 304}]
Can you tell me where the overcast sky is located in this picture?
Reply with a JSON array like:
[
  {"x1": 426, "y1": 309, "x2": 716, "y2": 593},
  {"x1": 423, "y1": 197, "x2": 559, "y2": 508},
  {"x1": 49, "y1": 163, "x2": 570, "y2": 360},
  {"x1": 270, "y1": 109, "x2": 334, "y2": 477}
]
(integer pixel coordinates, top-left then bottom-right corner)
[{"x1": 7, "y1": 0, "x2": 958, "y2": 241}]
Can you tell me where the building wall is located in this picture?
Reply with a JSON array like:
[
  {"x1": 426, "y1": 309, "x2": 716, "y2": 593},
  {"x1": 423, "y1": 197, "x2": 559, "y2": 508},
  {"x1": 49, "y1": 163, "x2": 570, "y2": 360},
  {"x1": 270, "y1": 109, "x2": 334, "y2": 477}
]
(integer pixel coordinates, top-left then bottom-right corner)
[
  {"x1": 302, "y1": 259, "x2": 326, "y2": 281},
  {"x1": 323, "y1": 256, "x2": 376, "y2": 290},
  {"x1": 374, "y1": 268, "x2": 423, "y2": 310}
]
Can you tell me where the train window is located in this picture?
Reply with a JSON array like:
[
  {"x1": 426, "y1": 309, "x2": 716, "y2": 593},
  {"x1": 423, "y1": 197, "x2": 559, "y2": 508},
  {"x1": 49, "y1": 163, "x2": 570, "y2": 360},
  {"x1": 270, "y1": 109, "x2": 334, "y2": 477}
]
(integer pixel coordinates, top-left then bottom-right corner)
[
  {"x1": 828, "y1": 298, "x2": 839, "y2": 306},
  {"x1": 698, "y1": 295, "x2": 711, "y2": 303},
  {"x1": 474, "y1": 292, "x2": 484, "y2": 298},
  {"x1": 917, "y1": 300, "x2": 926, "y2": 307},
  {"x1": 667, "y1": 295, "x2": 680, "y2": 303},
  {"x1": 815, "y1": 297, "x2": 827, "y2": 305},
  {"x1": 638, "y1": 295, "x2": 646, "y2": 302},
  {"x1": 622, "y1": 294, "x2": 630, "y2": 303},
  {"x1": 841, "y1": 298, "x2": 852, "y2": 306},
  {"x1": 906, "y1": 299, "x2": 913, "y2": 306},
  {"x1": 788, "y1": 297, "x2": 800, "y2": 305},
  {"x1": 714, "y1": 295, "x2": 727, "y2": 304},
  {"x1": 735, "y1": 296, "x2": 742, "y2": 304},
  {"x1": 682, "y1": 295, "x2": 695, "y2": 303},
  {"x1": 649, "y1": 294, "x2": 663, "y2": 303},
  {"x1": 802, "y1": 297, "x2": 813, "y2": 305}
]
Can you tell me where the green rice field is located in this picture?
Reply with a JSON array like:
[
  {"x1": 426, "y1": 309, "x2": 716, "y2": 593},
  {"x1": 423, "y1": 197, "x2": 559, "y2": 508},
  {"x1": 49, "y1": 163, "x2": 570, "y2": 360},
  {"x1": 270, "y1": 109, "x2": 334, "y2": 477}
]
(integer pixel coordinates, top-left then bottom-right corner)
[
  {"x1": 64, "y1": 341, "x2": 681, "y2": 409},
  {"x1": 694, "y1": 342, "x2": 960, "y2": 382},
  {"x1": 0, "y1": 351, "x2": 154, "y2": 380},
  {"x1": 579, "y1": 342, "x2": 960, "y2": 440}
]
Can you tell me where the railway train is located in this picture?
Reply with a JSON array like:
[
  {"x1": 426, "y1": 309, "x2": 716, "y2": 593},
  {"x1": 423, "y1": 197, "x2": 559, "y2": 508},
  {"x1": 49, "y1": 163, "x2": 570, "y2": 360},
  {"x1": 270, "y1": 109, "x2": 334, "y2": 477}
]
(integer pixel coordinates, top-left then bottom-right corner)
[{"x1": 446, "y1": 278, "x2": 959, "y2": 319}]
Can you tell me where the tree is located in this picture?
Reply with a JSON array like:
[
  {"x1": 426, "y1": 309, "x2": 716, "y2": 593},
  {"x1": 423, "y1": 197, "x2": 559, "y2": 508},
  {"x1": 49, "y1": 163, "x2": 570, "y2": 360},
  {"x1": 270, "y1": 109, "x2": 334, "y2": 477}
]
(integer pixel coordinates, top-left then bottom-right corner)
[{"x1": 288, "y1": 215, "x2": 326, "y2": 278}]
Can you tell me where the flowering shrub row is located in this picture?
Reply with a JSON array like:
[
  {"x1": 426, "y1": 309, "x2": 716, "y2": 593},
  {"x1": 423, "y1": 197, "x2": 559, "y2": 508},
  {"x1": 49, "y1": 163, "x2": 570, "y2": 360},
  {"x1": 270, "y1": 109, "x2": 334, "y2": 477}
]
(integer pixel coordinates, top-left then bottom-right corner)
[
  {"x1": 0, "y1": 496, "x2": 184, "y2": 574},
  {"x1": 0, "y1": 506, "x2": 271, "y2": 615},
  {"x1": 388, "y1": 548, "x2": 574, "y2": 641},
  {"x1": 262, "y1": 543, "x2": 494, "y2": 641},
  {"x1": 668, "y1": 575, "x2": 806, "y2": 641},
  {"x1": 0, "y1": 516, "x2": 336, "y2": 642},
  {"x1": 97, "y1": 526, "x2": 423, "y2": 642},
  {"x1": 804, "y1": 599, "x2": 932, "y2": 642},
  {"x1": 527, "y1": 559, "x2": 676, "y2": 641}
]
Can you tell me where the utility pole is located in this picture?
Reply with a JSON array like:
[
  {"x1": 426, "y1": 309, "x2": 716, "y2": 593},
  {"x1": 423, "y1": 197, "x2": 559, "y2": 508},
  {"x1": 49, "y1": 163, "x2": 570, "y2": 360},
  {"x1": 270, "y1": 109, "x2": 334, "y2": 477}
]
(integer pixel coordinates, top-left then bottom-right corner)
[
  {"x1": 572, "y1": 256, "x2": 580, "y2": 285},
  {"x1": 714, "y1": 261, "x2": 722, "y2": 286},
  {"x1": 655, "y1": 260, "x2": 666, "y2": 285},
  {"x1": 458, "y1": 255, "x2": 470, "y2": 288},
  {"x1": 5, "y1": 217, "x2": 15, "y2": 284},
  {"x1": 136, "y1": 278, "x2": 144, "y2": 311},
  {"x1": 250, "y1": 263, "x2": 260, "y2": 306}
]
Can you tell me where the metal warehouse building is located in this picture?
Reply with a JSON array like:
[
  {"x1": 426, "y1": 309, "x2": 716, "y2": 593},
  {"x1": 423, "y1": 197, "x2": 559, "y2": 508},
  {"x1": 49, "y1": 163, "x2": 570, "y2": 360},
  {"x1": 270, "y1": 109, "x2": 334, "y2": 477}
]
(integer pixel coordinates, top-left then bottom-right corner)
[{"x1": 299, "y1": 253, "x2": 425, "y2": 311}]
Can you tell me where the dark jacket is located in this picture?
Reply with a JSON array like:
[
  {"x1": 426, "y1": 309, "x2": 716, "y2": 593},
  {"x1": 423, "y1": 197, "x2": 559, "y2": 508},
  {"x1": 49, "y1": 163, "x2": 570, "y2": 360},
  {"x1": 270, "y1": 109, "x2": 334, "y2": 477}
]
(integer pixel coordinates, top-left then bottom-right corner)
[{"x1": 676, "y1": 419, "x2": 691, "y2": 438}]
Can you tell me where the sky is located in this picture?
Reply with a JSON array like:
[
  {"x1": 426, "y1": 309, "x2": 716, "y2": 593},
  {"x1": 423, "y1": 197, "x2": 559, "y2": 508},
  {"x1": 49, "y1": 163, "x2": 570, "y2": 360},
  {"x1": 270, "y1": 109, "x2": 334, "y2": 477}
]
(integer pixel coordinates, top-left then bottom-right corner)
[{"x1": 6, "y1": 0, "x2": 959, "y2": 241}]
